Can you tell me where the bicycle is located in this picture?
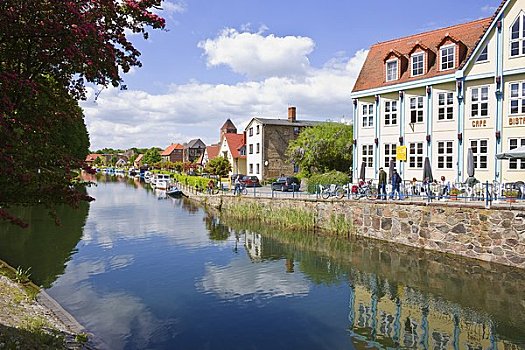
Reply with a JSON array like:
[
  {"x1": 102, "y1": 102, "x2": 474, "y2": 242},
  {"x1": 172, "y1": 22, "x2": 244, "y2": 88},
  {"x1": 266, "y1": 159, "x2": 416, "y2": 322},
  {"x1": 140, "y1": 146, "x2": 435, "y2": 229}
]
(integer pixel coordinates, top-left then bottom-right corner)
[
  {"x1": 351, "y1": 180, "x2": 377, "y2": 200},
  {"x1": 232, "y1": 183, "x2": 248, "y2": 196},
  {"x1": 319, "y1": 184, "x2": 345, "y2": 199}
]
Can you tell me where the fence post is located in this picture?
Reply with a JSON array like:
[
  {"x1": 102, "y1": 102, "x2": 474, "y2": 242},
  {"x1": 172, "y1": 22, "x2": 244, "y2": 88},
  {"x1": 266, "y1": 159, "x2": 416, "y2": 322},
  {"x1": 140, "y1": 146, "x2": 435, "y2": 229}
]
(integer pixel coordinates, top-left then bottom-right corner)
[{"x1": 485, "y1": 181, "x2": 490, "y2": 209}]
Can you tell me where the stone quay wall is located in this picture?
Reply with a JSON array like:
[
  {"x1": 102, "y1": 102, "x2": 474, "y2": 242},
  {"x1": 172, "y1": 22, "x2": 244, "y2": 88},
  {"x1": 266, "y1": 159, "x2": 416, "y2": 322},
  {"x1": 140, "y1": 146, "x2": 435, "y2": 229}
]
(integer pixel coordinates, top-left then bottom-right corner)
[{"x1": 188, "y1": 192, "x2": 525, "y2": 269}]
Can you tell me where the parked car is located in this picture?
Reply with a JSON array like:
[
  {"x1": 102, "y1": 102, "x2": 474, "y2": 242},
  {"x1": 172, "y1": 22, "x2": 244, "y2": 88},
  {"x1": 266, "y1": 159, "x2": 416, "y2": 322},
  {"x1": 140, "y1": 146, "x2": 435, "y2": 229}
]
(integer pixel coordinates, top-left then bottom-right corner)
[
  {"x1": 240, "y1": 175, "x2": 261, "y2": 187},
  {"x1": 271, "y1": 176, "x2": 300, "y2": 192}
]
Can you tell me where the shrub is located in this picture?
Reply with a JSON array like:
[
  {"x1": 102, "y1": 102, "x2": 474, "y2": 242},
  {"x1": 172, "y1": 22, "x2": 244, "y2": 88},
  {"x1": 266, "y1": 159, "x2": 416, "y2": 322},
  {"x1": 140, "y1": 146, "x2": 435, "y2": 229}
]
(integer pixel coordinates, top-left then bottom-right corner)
[{"x1": 306, "y1": 171, "x2": 350, "y2": 194}]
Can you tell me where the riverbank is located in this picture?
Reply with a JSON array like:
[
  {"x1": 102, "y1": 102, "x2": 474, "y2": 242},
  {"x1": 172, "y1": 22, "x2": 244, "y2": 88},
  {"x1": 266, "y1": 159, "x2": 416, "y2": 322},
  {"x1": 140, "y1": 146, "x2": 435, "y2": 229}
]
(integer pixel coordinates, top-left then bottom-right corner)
[
  {"x1": 182, "y1": 188, "x2": 525, "y2": 269},
  {"x1": 0, "y1": 260, "x2": 93, "y2": 349}
]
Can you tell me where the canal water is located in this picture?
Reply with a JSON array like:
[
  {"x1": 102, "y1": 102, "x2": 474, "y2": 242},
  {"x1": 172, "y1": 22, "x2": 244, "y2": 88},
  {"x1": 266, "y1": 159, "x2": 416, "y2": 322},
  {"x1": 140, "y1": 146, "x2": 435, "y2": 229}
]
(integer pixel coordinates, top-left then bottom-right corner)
[{"x1": 0, "y1": 175, "x2": 524, "y2": 350}]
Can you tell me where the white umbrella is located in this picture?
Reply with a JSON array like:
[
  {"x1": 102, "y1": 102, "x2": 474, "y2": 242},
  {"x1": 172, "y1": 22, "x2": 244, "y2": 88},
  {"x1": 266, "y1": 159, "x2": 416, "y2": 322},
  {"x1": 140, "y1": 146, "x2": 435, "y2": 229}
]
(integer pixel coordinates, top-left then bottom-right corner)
[{"x1": 496, "y1": 145, "x2": 525, "y2": 159}]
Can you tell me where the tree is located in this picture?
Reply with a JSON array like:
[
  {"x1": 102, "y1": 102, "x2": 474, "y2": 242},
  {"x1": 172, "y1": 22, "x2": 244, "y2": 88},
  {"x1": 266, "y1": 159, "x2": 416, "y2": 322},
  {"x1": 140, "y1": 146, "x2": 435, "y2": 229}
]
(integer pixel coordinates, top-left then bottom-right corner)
[
  {"x1": 287, "y1": 122, "x2": 353, "y2": 176},
  {"x1": 0, "y1": 0, "x2": 165, "y2": 226},
  {"x1": 142, "y1": 148, "x2": 161, "y2": 165},
  {"x1": 205, "y1": 157, "x2": 232, "y2": 178}
]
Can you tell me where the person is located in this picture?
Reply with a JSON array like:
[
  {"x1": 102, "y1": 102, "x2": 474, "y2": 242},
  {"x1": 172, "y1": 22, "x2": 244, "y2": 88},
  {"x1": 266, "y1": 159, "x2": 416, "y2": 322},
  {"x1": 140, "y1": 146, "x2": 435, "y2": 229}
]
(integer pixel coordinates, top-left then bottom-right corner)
[
  {"x1": 378, "y1": 167, "x2": 387, "y2": 200},
  {"x1": 410, "y1": 177, "x2": 419, "y2": 196},
  {"x1": 234, "y1": 175, "x2": 241, "y2": 195},
  {"x1": 207, "y1": 179, "x2": 215, "y2": 194},
  {"x1": 389, "y1": 169, "x2": 403, "y2": 200},
  {"x1": 439, "y1": 176, "x2": 450, "y2": 199}
]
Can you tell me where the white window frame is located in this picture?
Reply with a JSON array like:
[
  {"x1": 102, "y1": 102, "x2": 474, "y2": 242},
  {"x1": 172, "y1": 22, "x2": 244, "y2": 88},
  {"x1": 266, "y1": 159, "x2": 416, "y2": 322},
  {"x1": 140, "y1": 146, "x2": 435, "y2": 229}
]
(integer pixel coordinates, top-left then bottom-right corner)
[
  {"x1": 437, "y1": 141, "x2": 454, "y2": 169},
  {"x1": 384, "y1": 143, "x2": 397, "y2": 168},
  {"x1": 249, "y1": 127, "x2": 253, "y2": 136},
  {"x1": 510, "y1": 82, "x2": 525, "y2": 115},
  {"x1": 411, "y1": 53, "x2": 425, "y2": 76},
  {"x1": 256, "y1": 143, "x2": 260, "y2": 154},
  {"x1": 249, "y1": 163, "x2": 253, "y2": 173},
  {"x1": 249, "y1": 144, "x2": 253, "y2": 154},
  {"x1": 470, "y1": 86, "x2": 489, "y2": 118},
  {"x1": 384, "y1": 100, "x2": 397, "y2": 126},
  {"x1": 510, "y1": 14, "x2": 525, "y2": 57},
  {"x1": 386, "y1": 59, "x2": 398, "y2": 82},
  {"x1": 470, "y1": 139, "x2": 488, "y2": 169},
  {"x1": 362, "y1": 145, "x2": 374, "y2": 168},
  {"x1": 362, "y1": 103, "x2": 374, "y2": 128},
  {"x1": 509, "y1": 138, "x2": 525, "y2": 169},
  {"x1": 256, "y1": 163, "x2": 260, "y2": 174},
  {"x1": 438, "y1": 92, "x2": 454, "y2": 121},
  {"x1": 409, "y1": 142, "x2": 423, "y2": 169},
  {"x1": 440, "y1": 44, "x2": 456, "y2": 71},
  {"x1": 476, "y1": 45, "x2": 488, "y2": 63},
  {"x1": 409, "y1": 96, "x2": 424, "y2": 124}
]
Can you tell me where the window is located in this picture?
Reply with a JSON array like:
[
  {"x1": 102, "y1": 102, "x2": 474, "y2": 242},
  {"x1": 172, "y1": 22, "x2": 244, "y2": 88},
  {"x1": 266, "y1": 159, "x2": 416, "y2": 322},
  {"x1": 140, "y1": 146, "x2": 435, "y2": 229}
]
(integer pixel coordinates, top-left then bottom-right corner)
[
  {"x1": 440, "y1": 45, "x2": 455, "y2": 70},
  {"x1": 362, "y1": 104, "x2": 374, "y2": 127},
  {"x1": 438, "y1": 92, "x2": 454, "y2": 120},
  {"x1": 256, "y1": 164, "x2": 260, "y2": 174},
  {"x1": 409, "y1": 142, "x2": 423, "y2": 169},
  {"x1": 362, "y1": 145, "x2": 374, "y2": 168},
  {"x1": 511, "y1": 15, "x2": 525, "y2": 57},
  {"x1": 470, "y1": 139, "x2": 488, "y2": 169},
  {"x1": 256, "y1": 125, "x2": 260, "y2": 134},
  {"x1": 409, "y1": 96, "x2": 424, "y2": 123},
  {"x1": 437, "y1": 141, "x2": 453, "y2": 169},
  {"x1": 510, "y1": 82, "x2": 525, "y2": 114},
  {"x1": 384, "y1": 100, "x2": 397, "y2": 125},
  {"x1": 249, "y1": 127, "x2": 253, "y2": 136},
  {"x1": 249, "y1": 163, "x2": 253, "y2": 173},
  {"x1": 471, "y1": 87, "x2": 489, "y2": 118},
  {"x1": 256, "y1": 143, "x2": 260, "y2": 154},
  {"x1": 249, "y1": 144, "x2": 253, "y2": 154},
  {"x1": 384, "y1": 143, "x2": 397, "y2": 168},
  {"x1": 240, "y1": 146, "x2": 246, "y2": 156},
  {"x1": 386, "y1": 60, "x2": 398, "y2": 81},
  {"x1": 476, "y1": 46, "x2": 488, "y2": 62},
  {"x1": 509, "y1": 138, "x2": 525, "y2": 169},
  {"x1": 411, "y1": 53, "x2": 424, "y2": 76}
]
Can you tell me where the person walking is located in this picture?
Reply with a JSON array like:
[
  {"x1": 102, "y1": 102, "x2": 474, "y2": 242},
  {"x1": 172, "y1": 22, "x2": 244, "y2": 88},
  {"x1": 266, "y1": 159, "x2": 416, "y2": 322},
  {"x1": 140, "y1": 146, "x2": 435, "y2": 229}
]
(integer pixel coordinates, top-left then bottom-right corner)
[
  {"x1": 389, "y1": 169, "x2": 403, "y2": 200},
  {"x1": 378, "y1": 167, "x2": 387, "y2": 200},
  {"x1": 234, "y1": 175, "x2": 241, "y2": 195}
]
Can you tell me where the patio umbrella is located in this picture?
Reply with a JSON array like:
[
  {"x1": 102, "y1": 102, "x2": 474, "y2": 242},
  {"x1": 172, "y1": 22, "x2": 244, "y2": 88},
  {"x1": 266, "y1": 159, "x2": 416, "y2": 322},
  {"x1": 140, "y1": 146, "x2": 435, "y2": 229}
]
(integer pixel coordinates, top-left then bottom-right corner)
[
  {"x1": 496, "y1": 145, "x2": 525, "y2": 159},
  {"x1": 388, "y1": 159, "x2": 395, "y2": 183},
  {"x1": 359, "y1": 161, "x2": 366, "y2": 181},
  {"x1": 422, "y1": 157, "x2": 433, "y2": 183},
  {"x1": 467, "y1": 147, "x2": 475, "y2": 178}
]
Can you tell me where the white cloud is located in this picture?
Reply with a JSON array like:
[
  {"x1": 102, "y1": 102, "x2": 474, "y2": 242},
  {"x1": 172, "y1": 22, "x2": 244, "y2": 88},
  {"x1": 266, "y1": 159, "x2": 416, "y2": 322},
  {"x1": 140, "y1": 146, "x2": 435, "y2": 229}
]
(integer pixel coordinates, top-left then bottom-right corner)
[
  {"x1": 81, "y1": 29, "x2": 368, "y2": 151},
  {"x1": 161, "y1": 0, "x2": 186, "y2": 15},
  {"x1": 198, "y1": 28, "x2": 315, "y2": 79},
  {"x1": 481, "y1": 5, "x2": 498, "y2": 13}
]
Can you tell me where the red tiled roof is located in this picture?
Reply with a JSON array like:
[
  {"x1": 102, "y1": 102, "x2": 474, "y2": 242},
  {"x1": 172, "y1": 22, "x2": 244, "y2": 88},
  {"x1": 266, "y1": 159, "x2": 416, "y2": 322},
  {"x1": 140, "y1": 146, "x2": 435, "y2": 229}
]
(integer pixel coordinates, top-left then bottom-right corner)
[
  {"x1": 161, "y1": 143, "x2": 183, "y2": 156},
  {"x1": 206, "y1": 144, "x2": 220, "y2": 159},
  {"x1": 85, "y1": 153, "x2": 102, "y2": 162},
  {"x1": 224, "y1": 133, "x2": 245, "y2": 159},
  {"x1": 352, "y1": 17, "x2": 492, "y2": 93}
]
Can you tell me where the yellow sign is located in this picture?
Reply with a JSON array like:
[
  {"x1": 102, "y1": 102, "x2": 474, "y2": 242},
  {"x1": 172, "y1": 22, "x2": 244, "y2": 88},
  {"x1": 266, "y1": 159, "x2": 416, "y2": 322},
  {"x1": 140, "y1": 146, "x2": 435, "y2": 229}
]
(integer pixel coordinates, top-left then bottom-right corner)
[{"x1": 396, "y1": 145, "x2": 407, "y2": 161}]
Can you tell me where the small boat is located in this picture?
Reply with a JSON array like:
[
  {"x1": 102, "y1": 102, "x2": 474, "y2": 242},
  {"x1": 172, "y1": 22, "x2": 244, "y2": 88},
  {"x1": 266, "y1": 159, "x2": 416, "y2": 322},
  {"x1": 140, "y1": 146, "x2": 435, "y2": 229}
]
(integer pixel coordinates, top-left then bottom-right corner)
[{"x1": 166, "y1": 186, "x2": 183, "y2": 197}]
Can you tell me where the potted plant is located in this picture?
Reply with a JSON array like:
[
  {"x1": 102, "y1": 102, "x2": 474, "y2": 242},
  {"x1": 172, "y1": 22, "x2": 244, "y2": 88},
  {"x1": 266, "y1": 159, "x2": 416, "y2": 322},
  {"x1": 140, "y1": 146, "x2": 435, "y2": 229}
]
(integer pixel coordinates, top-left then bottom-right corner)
[
  {"x1": 449, "y1": 187, "x2": 461, "y2": 200},
  {"x1": 503, "y1": 189, "x2": 519, "y2": 202}
]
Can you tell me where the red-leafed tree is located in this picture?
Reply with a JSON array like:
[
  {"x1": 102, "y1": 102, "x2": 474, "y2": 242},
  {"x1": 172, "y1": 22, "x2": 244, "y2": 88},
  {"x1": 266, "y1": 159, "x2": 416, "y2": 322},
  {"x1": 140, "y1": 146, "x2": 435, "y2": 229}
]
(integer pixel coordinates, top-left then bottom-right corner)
[{"x1": 0, "y1": 0, "x2": 166, "y2": 226}]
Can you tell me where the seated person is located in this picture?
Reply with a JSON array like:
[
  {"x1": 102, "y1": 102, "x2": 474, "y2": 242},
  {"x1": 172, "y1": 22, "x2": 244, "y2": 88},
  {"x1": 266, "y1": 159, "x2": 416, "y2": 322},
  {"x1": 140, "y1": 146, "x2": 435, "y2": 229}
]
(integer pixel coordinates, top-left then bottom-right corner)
[{"x1": 439, "y1": 176, "x2": 451, "y2": 198}]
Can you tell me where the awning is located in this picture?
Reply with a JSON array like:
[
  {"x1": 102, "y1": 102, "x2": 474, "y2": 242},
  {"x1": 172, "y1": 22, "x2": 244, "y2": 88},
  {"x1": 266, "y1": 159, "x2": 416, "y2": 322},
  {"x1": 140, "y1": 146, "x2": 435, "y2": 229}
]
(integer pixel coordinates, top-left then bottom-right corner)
[{"x1": 496, "y1": 145, "x2": 525, "y2": 159}]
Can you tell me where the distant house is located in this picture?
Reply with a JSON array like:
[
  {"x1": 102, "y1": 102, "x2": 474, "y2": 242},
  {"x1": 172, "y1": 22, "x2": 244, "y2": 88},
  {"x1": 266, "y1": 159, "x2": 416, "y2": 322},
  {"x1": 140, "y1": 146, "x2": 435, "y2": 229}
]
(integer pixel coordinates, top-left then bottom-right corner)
[
  {"x1": 161, "y1": 143, "x2": 184, "y2": 163},
  {"x1": 219, "y1": 133, "x2": 246, "y2": 176},
  {"x1": 115, "y1": 158, "x2": 127, "y2": 168},
  {"x1": 85, "y1": 153, "x2": 102, "y2": 165},
  {"x1": 183, "y1": 139, "x2": 206, "y2": 163},
  {"x1": 245, "y1": 107, "x2": 320, "y2": 180},
  {"x1": 202, "y1": 144, "x2": 220, "y2": 167},
  {"x1": 134, "y1": 154, "x2": 144, "y2": 168}
]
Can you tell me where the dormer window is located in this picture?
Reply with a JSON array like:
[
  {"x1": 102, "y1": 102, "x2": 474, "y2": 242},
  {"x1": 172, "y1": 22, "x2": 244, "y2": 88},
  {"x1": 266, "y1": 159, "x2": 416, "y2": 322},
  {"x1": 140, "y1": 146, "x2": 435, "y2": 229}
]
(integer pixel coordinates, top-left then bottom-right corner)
[
  {"x1": 440, "y1": 45, "x2": 455, "y2": 70},
  {"x1": 386, "y1": 59, "x2": 398, "y2": 82},
  {"x1": 511, "y1": 14, "x2": 525, "y2": 57},
  {"x1": 411, "y1": 53, "x2": 424, "y2": 76}
]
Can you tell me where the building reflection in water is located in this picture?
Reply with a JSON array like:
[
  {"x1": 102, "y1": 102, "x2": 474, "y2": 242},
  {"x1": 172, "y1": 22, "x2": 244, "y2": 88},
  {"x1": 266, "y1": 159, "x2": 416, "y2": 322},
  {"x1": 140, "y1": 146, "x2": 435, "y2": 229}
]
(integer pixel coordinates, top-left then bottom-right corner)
[{"x1": 235, "y1": 225, "x2": 524, "y2": 350}]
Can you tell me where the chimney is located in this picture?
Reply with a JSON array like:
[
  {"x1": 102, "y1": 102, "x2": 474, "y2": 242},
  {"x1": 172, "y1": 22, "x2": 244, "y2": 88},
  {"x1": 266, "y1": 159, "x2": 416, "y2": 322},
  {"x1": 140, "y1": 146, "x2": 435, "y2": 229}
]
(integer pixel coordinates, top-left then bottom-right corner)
[
  {"x1": 243, "y1": 131, "x2": 247, "y2": 143},
  {"x1": 288, "y1": 106, "x2": 296, "y2": 122}
]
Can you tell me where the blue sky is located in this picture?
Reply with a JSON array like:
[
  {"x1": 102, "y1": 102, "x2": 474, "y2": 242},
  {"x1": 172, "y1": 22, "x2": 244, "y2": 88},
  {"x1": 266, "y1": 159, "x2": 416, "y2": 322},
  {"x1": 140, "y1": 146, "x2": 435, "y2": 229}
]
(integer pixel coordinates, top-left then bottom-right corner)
[{"x1": 82, "y1": 0, "x2": 501, "y2": 151}]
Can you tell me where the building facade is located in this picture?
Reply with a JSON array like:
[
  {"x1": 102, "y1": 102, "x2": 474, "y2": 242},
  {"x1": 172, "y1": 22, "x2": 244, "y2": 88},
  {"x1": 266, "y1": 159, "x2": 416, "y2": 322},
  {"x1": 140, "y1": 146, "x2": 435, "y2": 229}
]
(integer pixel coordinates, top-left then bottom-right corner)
[
  {"x1": 245, "y1": 107, "x2": 319, "y2": 180},
  {"x1": 219, "y1": 133, "x2": 246, "y2": 176},
  {"x1": 161, "y1": 143, "x2": 184, "y2": 163},
  {"x1": 351, "y1": 0, "x2": 525, "y2": 185},
  {"x1": 183, "y1": 139, "x2": 206, "y2": 163}
]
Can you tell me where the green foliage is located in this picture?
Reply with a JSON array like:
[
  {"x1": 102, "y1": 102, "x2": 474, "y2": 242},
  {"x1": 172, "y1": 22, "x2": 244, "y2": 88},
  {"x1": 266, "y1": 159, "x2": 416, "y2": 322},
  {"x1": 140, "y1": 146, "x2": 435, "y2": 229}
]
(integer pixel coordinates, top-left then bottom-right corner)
[
  {"x1": 142, "y1": 148, "x2": 161, "y2": 165},
  {"x1": 204, "y1": 157, "x2": 232, "y2": 177},
  {"x1": 14, "y1": 266, "x2": 32, "y2": 284},
  {"x1": 306, "y1": 171, "x2": 350, "y2": 193},
  {"x1": 173, "y1": 174, "x2": 209, "y2": 190},
  {"x1": 174, "y1": 161, "x2": 184, "y2": 173},
  {"x1": 287, "y1": 122, "x2": 353, "y2": 176},
  {"x1": 93, "y1": 157, "x2": 103, "y2": 166}
]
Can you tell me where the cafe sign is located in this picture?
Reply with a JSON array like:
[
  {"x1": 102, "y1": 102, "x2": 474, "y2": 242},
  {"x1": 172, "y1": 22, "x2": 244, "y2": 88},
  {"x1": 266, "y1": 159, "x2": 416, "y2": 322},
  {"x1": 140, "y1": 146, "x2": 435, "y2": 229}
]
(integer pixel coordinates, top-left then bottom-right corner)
[
  {"x1": 509, "y1": 116, "x2": 525, "y2": 126},
  {"x1": 396, "y1": 145, "x2": 407, "y2": 161}
]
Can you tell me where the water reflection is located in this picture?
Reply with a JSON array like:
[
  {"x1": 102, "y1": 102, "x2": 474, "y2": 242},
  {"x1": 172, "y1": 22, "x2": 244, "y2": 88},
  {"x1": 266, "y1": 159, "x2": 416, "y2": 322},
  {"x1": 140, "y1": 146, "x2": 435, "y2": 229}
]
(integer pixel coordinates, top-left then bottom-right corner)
[
  {"x1": 0, "y1": 202, "x2": 89, "y2": 288},
  {"x1": 225, "y1": 221, "x2": 525, "y2": 349}
]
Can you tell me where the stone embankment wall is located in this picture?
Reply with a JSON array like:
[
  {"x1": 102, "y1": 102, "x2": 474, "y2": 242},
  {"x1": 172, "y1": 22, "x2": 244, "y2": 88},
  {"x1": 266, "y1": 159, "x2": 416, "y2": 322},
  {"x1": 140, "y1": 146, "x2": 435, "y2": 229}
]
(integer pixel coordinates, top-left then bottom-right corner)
[{"x1": 188, "y1": 192, "x2": 525, "y2": 269}]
